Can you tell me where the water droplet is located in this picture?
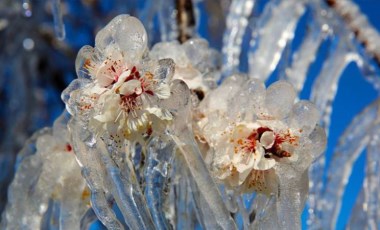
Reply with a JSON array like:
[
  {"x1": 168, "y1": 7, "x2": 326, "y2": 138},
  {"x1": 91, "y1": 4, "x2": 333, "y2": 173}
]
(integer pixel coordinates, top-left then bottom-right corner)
[
  {"x1": 22, "y1": 1, "x2": 32, "y2": 17},
  {"x1": 23, "y1": 38, "x2": 34, "y2": 51}
]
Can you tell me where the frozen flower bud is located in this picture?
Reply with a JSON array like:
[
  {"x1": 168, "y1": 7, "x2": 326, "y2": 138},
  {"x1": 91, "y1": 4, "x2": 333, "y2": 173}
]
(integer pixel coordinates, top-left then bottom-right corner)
[
  {"x1": 198, "y1": 77, "x2": 326, "y2": 195},
  {"x1": 150, "y1": 38, "x2": 221, "y2": 102}
]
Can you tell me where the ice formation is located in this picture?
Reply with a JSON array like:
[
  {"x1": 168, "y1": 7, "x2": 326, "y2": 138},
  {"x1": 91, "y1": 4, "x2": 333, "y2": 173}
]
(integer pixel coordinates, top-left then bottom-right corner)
[
  {"x1": 2, "y1": 0, "x2": 380, "y2": 229},
  {"x1": 1, "y1": 112, "x2": 89, "y2": 229}
]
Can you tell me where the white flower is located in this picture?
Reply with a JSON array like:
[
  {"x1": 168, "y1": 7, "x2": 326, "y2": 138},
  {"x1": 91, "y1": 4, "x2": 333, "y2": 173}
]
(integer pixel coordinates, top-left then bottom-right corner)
[
  {"x1": 65, "y1": 15, "x2": 176, "y2": 143},
  {"x1": 198, "y1": 78, "x2": 326, "y2": 195},
  {"x1": 90, "y1": 65, "x2": 173, "y2": 140}
]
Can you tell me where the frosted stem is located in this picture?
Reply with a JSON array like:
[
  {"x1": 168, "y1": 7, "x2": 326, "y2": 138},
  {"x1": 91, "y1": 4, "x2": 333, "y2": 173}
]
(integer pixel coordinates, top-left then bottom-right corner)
[
  {"x1": 221, "y1": 0, "x2": 255, "y2": 77},
  {"x1": 51, "y1": 0, "x2": 65, "y2": 40},
  {"x1": 347, "y1": 189, "x2": 366, "y2": 229},
  {"x1": 321, "y1": 99, "x2": 380, "y2": 229},
  {"x1": 184, "y1": 153, "x2": 220, "y2": 229},
  {"x1": 284, "y1": 22, "x2": 323, "y2": 95},
  {"x1": 327, "y1": 0, "x2": 380, "y2": 66},
  {"x1": 308, "y1": 41, "x2": 353, "y2": 228},
  {"x1": 248, "y1": 0, "x2": 305, "y2": 82},
  {"x1": 364, "y1": 125, "x2": 380, "y2": 229}
]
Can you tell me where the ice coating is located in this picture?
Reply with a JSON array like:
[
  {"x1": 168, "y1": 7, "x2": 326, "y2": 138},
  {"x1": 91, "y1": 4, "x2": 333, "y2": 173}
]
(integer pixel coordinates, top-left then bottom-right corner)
[
  {"x1": 66, "y1": 15, "x2": 178, "y2": 145},
  {"x1": 1, "y1": 6, "x2": 356, "y2": 229},
  {"x1": 1, "y1": 112, "x2": 89, "y2": 230},
  {"x1": 150, "y1": 38, "x2": 221, "y2": 98},
  {"x1": 63, "y1": 15, "x2": 236, "y2": 229}
]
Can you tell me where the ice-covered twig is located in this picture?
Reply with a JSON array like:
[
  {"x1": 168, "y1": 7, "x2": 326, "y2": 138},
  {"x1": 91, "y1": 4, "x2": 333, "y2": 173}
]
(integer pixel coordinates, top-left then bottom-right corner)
[
  {"x1": 364, "y1": 121, "x2": 380, "y2": 229},
  {"x1": 321, "y1": 99, "x2": 380, "y2": 229},
  {"x1": 221, "y1": 0, "x2": 255, "y2": 77},
  {"x1": 51, "y1": 0, "x2": 65, "y2": 40},
  {"x1": 284, "y1": 19, "x2": 323, "y2": 95},
  {"x1": 326, "y1": 0, "x2": 380, "y2": 67},
  {"x1": 248, "y1": 0, "x2": 305, "y2": 82},
  {"x1": 1, "y1": 112, "x2": 88, "y2": 230}
]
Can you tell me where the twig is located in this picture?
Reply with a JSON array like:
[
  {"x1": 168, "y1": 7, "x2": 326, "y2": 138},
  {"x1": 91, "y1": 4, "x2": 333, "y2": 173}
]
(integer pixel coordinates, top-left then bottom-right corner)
[
  {"x1": 326, "y1": 0, "x2": 380, "y2": 66},
  {"x1": 176, "y1": 0, "x2": 195, "y2": 43}
]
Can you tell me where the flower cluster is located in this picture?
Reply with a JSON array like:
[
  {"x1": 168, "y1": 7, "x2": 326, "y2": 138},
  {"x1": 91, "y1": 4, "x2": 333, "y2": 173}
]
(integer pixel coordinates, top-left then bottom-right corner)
[{"x1": 197, "y1": 76, "x2": 326, "y2": 194}]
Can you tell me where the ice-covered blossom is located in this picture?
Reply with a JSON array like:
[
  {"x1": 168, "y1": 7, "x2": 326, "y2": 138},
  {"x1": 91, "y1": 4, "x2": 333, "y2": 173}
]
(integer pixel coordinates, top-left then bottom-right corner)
[
  {"x1": 150, "y1": 38, "x2": 221, "y2": 100},
  {"x1": 63, "y1": 15, "x2": 176, "y2": 142},
  {"x1": 198, "y1": 76, "x2": 326, "y2": 194}
]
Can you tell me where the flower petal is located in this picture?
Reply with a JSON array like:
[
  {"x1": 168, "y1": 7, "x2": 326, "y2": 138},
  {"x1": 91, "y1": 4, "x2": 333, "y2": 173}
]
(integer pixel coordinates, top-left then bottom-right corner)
[
  {"x1": 265, "y1": 80, "x2": 296, "y2": 119},
  {"x1": 119, "y1": 79, "x2": 142, "y2": 95},
  {"x1": 146, "y1": 107, "x2": 173, "y2": 120},
  {"x1": 260, "y1": 131, "x2": 275, "y2": 149},
  {"x1": 154, "y1": 83, "x2": 171, "y2": 99}
]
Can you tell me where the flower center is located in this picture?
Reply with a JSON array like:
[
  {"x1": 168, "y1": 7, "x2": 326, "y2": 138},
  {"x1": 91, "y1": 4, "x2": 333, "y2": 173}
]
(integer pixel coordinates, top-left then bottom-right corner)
[
  {"x1": 237, "y1": 126, "x2": 297, "y2": 159},
  {"x1": 117, "y1": 67, "x2": 155, "y2": 117}
]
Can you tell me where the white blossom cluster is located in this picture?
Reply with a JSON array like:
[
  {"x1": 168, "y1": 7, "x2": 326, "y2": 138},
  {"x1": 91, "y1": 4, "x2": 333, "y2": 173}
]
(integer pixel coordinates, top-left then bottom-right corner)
[
  {"x1": 63, "y1": 15, "x2": 326, "y2": 196},
  {"x1": 3, "y1": 14, "x2": 327, "y2": 230}
]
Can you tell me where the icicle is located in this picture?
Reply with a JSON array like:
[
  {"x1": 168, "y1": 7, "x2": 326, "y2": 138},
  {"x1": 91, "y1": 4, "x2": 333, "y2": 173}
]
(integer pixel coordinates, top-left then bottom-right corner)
[
  {"x1": 273, "y1": 166, "x2": 309, "y2": 230},
  {"x1": 321, "y1": 99, "x2": 380, "y2": 229},
  {"x1": 68, "y1": 120, "x2": 123, "y2": 230},
  {"x1": 176, "y1": 0, "x2": 195, "y2": 43},
  {"x1": 347, "y1": 189, "x2": 366, "y2": 229},
  {"x1": 59, "y1": 167, "x2": 88, "y2": 229},
  {"x1": 51, "y1": 0, "x2": 66, "y2": 40},
  {"x1": 284, "y1": 23, "x2": 323, "y2": 95},
  {"x1": 158, "y1": 0, "x2": 178, "y2": 42},
  {"x1": 159, "y1": 79, "x2": 237, "y2": 229},
  {"x1": 174, "y1": 156, "x2": 196, "y2": 229},
  {"x1": 221, "y1": 0, "x2": 255, "y2": 78},
  {"x1": 310, "y1": 38, "x2": 356, "y2": 132},
  {"x1": 236, "y1": 195, "x2": 250, "y2": 229},
  {"x1": 80, "y1": 209, "x2": 99, "y2": 230},
  {"x1": 248, "y1": 0, "x2": 305, "y2": 82},
  {"x1": 138, "y1": 0, "x2": 159, "y2": 45},
  {"x1": 144, "y1": 137, "x2": 175, "y2": 230},
  {"x1": 307, "y1": 40, "x2": 353, "y2": 229},
  {"x1": 250, "y1": 194, "x2": 278, "y2": 229},
  {"x1": 96, "y1": 138, "x2": 155, "y2": 229},
  {"x1": 171, "y1": 132, "x2": 237, "y2": 229},
  {"x1": 1, "y1": 132, "x2": 45, "y2": 229},
  {"x1": 1, "y1": 112, "x2": 88, "y2": 230},
  {"x1": 187, "y1": 172, "x2": 220, "y2": 229},
  {"x1": 364, "y1": 122, "x2": 380, "y2": 229}
]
